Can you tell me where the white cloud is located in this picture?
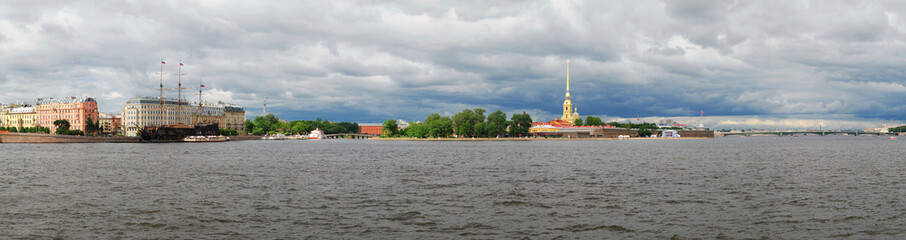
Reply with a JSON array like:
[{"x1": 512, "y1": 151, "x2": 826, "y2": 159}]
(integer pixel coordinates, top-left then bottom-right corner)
[{"x1": 1, "y1": 0, "x2": 905, "y2": 124}]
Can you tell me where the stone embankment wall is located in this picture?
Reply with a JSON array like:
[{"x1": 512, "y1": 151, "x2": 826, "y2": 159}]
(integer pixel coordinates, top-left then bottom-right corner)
[
  {"x1": 593, "y1": 128, "x2": 714, "y2": 138},
  {"x1": 671, "y1": 130, "x2": 715, "y2": 138},
  {"x1": 229, "y1": 135, "x2": 263, "y2": 141},
  {"x1": 0, "y1": 132, "x2": 140, "y2": 143}
]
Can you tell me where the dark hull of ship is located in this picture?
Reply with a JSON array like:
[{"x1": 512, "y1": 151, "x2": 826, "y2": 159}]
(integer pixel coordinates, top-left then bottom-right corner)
[{"x1": 139, "y1": 123, "x2": 220, "y2": 142}]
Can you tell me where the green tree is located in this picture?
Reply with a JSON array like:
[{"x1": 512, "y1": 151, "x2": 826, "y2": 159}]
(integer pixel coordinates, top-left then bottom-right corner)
[
  {"x1": 473, "y1": 121, "x2": 488, "y2": 137},
  {"x1": 486, "y1": 110, "x2": 508, "y2": 137},
  {"x1": 425, "y1": 113, "x2": 453, "y2": 138},
  {"x1": 244, "y1": 120, "x2": 255, "y2": 134},
  {"x1": 890, "y1": 125, "x2": 906, "y2": 133},
  {"x1": 573, "y1": 118, "x2": 583, "y2": 126},
  {"x1": 473, "y1": 108, "x2": 486, "y2": 137},
  {"x1": 250, "y1": 114, "x2": 280, "y2": 134},
  {"x1": 452, "y1": 108, "x2": 487, "y2": 138},
  {"x1": 510, "y1": 113, "x2": 533, "y2": 137},
  {"x1": 585, "y1": 116, "x2": 603, "y2": 126},
  {"x1": 405, "y1": 122, "x2": 429, "y2": 138},
  {"x1": 607, "y1": 122, "x2": 625, "y2": 128},
  {"x1": 54, "y1": 119, "x2": 71, "y2": 135},
  {"x1": 84, "y1": 119, "x2": 100, "y2": 136},
  {"x1": 452, "y1": 109, "x2": 475, "y2": 138},
  {"x1": 382, "y1": 119, "x2": 398, "y2": 138},
  {"x1": 638, "y1": 129, "x2": 652, "y2": 137},
  {"x1": 251, "y1": 128, "x2": 265, "y2": 135}
]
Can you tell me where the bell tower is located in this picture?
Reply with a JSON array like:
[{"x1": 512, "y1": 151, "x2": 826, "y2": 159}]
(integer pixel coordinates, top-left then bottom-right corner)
[{"x1": 561, "y1": 59, "x2": 578, "y2": 122}]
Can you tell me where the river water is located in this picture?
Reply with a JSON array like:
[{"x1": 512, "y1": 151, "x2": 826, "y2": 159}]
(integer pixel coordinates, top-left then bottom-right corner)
[{"x1": 1, "y1": 136, "x2": 904, "y2": 239}]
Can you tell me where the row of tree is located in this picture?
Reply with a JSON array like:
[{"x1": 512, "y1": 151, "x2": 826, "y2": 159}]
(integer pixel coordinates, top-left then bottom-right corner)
[
  {"x1": 244, "y1": 114, "x2": 360, "y2": 136},
  {"x1": 0, "y1": 119, "x2": 102, "y2": 136},
  {"x1": 890, "y1": 125, "x2": 906, "y2": 133},
  {"x1": 380, "y1": 109, "x2": 677, "y2": 138},
  {"x1": 0, "y1": 126, "x2": 50, "y2": 133},
  {"x1": 53, "y1": 119, "x2": 89, "y2": 136},
  {"x1": 218, "y1": 129, "x2": 240, "y2": 136},
  {"x1": 383, "y1": 108, "x2": 534, "y2": 138}
]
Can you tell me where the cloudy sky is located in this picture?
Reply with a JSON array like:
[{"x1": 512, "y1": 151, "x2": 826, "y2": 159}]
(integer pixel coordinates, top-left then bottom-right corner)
[{"x1": 2, "y1": 0, "x2": 906, "y2": 129}]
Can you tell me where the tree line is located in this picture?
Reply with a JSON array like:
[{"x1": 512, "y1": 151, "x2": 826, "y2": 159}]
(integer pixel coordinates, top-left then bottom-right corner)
[
  {"x1": 1, "y1": 119, "x2": 103, "y2": 136},
  {"x1": 244, "y1": 113, "x2": 359, "y2": 135},
  {"x1": 0, "y1": 126, "x2": 50, "y2": 133},
  {"x1": 381, "y1": 109, "x2": 672, "y2": 138},
  {"x1": 382, "y1": 108, "x2": 534, "y2": 138},
  {"x1": 890, "y1": 125, "x2": 906, "y2": 133}
]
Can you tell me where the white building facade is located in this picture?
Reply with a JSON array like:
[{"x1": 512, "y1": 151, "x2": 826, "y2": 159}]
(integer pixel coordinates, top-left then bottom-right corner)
[
  {"x1": 120, "y1": 96, "x2": 245, "y2": 136},
  {"x1": 121, "y1": 97, "x2": 195, "y2": 136}
]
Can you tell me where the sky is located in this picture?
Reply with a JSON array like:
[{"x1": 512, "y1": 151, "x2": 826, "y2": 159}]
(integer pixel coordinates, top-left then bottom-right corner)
[{"x1": 2, "y1": 0, "x2": 906, "y2": 130}]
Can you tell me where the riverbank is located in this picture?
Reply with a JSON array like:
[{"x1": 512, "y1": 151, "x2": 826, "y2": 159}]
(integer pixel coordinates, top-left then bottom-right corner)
[
  {"x1": 372, "y1": 137, "x2": 712, "y2": 141},
  {"x1": 0, "y1": 132, "x2": 141, "y2": 143},
  {"x1": 0, "y1": 132, "x2": 262, "y2": 143}
]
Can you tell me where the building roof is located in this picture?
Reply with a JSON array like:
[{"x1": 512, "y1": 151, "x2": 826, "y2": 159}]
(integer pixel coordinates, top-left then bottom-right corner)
[
  {"x1": 37, "y1": 97, "x2": 96, "y2": 105},
  {"x1": 532, "y1": 119, "x2": 576, "y2": 127},
  {"x1": 9, "y1": 107, "x2": 35, "y2": 114}
]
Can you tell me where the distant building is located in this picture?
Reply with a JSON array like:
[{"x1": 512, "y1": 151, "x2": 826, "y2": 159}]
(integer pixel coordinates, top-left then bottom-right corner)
[
  {"x1": 529, "y1": 119, "x2": 616, "y2": 138},
  {"x1": 3, "y1": 106, "x2": 37, "y2": 130},
  {"x1": 222, "y1": 103, "x2": 246, "y2": 132},
  {"x1": 358, "y1": 120, "x2": 408, "y2": 135},
  {"x1": 658, "y1": 119, "x2": 676, "y2": 127},
  {"x1": 358, "y1": 123, "x2": 383, "y2": 135},
  {"x1": 661, "y1": 129, "x2": 680, "y2": 138},
  {"x1": 658, "y1": 119, "x2": 689, "y2": 128},
  {"x1": 98, "y1": 113, "x2": 122, "y2": 135},
  {"x1": 0, "y1": 104, "x2": 8, "y2": 128},
  {"x1": 36, "y1": 97, "x2": 99, "y2": 133},
  {"x1": 396, "y1": 119, "x2": 410, "y2": 129}
]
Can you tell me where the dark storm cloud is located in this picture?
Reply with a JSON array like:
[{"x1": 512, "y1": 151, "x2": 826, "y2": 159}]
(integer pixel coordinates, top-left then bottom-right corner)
[{"x1": 2, "y1": 0, "x2": 906, "y2": 128}]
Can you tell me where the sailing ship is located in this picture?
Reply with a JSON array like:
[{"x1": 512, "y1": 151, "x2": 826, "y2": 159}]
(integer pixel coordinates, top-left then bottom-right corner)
[{"x1": 139, "y1": 59, "x2": 223, "y2": 142}]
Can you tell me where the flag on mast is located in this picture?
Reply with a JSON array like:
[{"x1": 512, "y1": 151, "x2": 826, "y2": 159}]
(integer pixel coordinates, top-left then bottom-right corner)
[
  {"x1": 200, "y1": 84, "x2": 205, "y2": 88},
  {"x1": 179, "y1": 62, "x2": 184, "y2": 66},
  {"x1": 161, "y1": 60, "x2": 166, "y2": 64}
]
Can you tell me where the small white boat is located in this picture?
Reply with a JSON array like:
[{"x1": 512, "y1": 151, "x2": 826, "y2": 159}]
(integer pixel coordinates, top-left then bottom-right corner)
[
  {"x1": 184, "y1": 135, "x2": 227, "y2": 142},
  {"x1": 262, "y1": 133, "x2": 286, "y2": 140},
  {"x1": 309, "y1": 128, "x2": 325, "y2": 139}
]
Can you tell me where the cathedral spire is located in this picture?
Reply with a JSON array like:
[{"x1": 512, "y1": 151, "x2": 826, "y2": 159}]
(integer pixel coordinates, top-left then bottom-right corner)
[{"x1": 566, "y1": 59, "x2": 570, "y2": 92}]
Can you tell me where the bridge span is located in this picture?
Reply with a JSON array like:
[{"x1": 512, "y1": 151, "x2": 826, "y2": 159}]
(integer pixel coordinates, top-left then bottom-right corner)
[
  {"x1": 323, "y1": 133, "x2": 376, "y2": 139},
  {"x1": 722, "y1": 131, "x2": 895, "y2": 136}
]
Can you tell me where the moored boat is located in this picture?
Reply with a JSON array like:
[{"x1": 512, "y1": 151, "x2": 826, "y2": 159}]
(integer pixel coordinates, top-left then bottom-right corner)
[
  {"x1": 309, "y1": 128, "x2": 325, "y2": 139},
  {"x1": 183, "y1": 135, "x2": 227, "y2": 142}
]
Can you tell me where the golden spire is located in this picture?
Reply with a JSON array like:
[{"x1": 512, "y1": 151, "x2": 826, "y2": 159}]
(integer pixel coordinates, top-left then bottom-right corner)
[{"x1": 566, "y1": 59, "x2": 570, "y2": 92}]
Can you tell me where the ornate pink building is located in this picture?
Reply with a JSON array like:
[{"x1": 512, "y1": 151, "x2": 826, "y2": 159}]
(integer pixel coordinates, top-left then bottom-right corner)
[{"x1": 36, "y1": 97, "x2": 99, "y2": 133}]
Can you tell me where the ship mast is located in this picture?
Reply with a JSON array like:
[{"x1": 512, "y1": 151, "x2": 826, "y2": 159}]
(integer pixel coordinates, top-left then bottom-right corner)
[
  {"x1": 172, "y1": 60, "x2": 190, "y2": 124},
  {"x1": 156, "y1": 58, "x2": 166, "y2": 126},
  {"x1": 195, "y1": 85, "x2": 204, "y2": 125}
]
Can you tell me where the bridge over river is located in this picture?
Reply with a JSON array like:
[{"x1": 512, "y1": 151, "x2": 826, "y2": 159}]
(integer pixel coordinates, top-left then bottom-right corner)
[{"x1": 722, "y1": 131, "x2": 896, "y2": 136}]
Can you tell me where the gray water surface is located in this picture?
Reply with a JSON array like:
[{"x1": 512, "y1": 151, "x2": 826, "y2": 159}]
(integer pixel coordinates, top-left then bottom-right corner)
[{"x1": 2, "y1": 136, "x2": 905, "y2": 239}]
